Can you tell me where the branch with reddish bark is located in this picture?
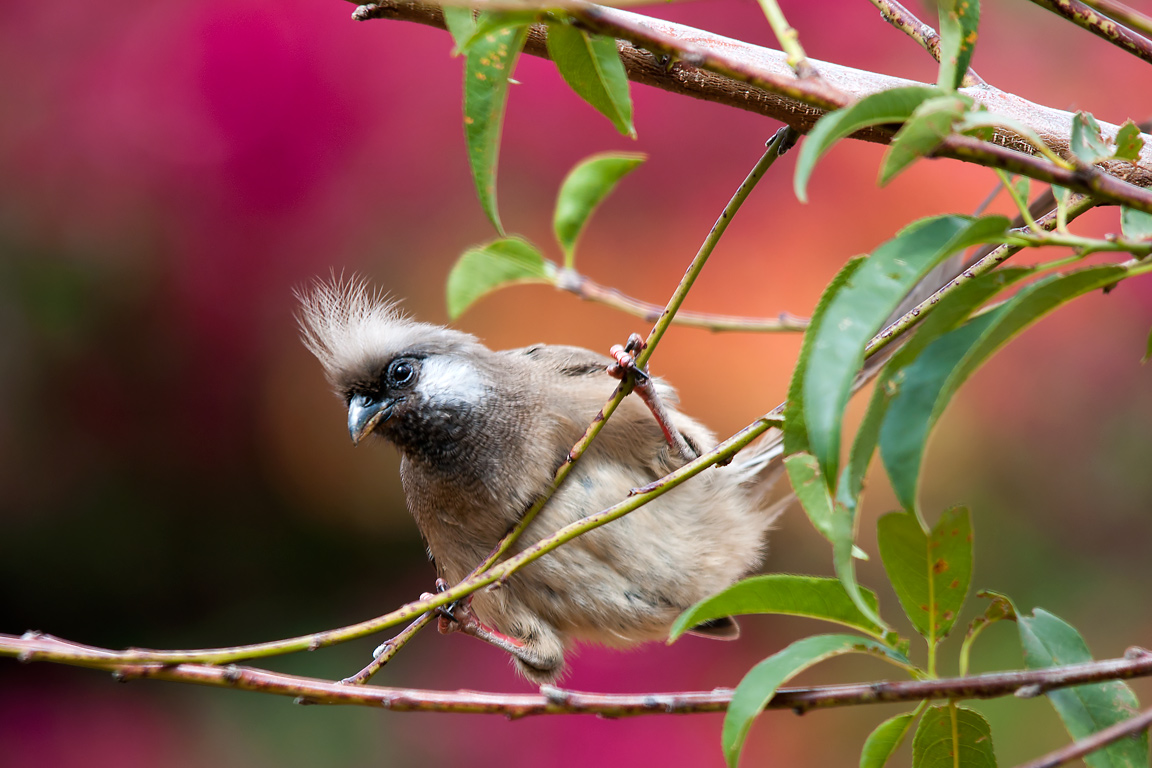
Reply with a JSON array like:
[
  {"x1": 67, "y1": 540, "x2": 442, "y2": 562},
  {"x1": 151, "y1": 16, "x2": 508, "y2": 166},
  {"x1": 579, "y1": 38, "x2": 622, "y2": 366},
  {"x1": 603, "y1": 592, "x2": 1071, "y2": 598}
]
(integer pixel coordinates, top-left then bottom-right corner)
[
  {"x1": 867, "y1": 0, "x2": 985, "y2": 85},
  {"x1": 5, "y1": 632, "x2": 1151, "y2": 718},
  {"x1": 1024, "y1": 0, "x2": 1152, "y2": 66},
  {"x1": 349, "y1": 0, "x2": 1152, "y2": 213}
]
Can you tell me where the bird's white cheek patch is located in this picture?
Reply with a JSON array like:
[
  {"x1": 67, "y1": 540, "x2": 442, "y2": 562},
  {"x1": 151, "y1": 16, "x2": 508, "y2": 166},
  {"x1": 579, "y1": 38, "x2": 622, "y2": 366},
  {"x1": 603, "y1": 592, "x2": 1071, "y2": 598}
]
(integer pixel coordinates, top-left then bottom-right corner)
[{"x1": 417, "y1": 356, "x2": 487, "y2": 406}]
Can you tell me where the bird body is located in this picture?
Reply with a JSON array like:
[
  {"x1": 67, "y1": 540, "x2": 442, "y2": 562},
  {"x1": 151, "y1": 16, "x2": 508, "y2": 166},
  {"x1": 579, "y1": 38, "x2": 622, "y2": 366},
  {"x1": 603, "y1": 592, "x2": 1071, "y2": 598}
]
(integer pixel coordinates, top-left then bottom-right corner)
[{"x1": 299, "y1": 281, "x2": 782, "y2": 682}]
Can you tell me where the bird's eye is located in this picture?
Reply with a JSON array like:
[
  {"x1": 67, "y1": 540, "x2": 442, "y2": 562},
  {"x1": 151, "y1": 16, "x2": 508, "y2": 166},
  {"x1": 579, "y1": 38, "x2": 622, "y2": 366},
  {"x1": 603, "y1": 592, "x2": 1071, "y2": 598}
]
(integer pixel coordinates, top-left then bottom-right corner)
[{"x1": 388, "y1": 358, "x2": 417, "y2": 388}]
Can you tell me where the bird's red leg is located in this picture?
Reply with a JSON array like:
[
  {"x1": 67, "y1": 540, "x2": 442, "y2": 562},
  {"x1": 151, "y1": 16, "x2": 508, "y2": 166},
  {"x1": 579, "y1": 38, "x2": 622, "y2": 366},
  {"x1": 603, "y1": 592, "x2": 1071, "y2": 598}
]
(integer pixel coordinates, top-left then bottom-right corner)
[
  {"x1": 431, "y1": 579, "x2": 558, "y2": 674},
  {"x1": 607, "y1": 333, "x2": 698, "y2": 461}
]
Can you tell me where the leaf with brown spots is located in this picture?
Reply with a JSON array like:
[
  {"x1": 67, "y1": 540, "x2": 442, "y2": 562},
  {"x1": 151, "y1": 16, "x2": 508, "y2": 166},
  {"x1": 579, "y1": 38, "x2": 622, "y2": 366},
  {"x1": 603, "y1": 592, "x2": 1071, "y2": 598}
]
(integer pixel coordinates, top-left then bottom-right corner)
[
  {"x1": 462, "y1": 14, "x2": 530, "y2": 235},
  {"x1": 878, "y1": 507, "x2": 972, "y2": 644}
]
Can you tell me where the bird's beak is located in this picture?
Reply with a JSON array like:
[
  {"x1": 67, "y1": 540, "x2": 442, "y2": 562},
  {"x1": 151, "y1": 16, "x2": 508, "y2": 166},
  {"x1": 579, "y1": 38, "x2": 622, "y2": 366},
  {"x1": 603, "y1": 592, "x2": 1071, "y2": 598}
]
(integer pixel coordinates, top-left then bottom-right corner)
[{"x1": 347, "y1": 394, "x2": 394, "y2": 446}]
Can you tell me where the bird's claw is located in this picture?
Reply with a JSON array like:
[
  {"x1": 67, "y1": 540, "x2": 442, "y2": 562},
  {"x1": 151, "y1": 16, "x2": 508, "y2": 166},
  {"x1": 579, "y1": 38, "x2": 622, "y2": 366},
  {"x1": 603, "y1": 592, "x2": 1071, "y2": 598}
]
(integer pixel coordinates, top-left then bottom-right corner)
[{"x1": 607, "y1": 333, "x2": 649, "y2": 381}]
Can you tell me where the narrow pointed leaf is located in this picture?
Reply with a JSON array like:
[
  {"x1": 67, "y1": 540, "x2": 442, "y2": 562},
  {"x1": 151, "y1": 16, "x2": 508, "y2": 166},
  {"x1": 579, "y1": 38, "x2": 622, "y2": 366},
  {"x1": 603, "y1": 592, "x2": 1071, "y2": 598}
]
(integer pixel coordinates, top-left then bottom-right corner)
[
  {"x1": 669, "y1": 574, "x2": 885, "y2": 641},
  {"x1": 803, "y1": 214, "x2": 1009, "y2": 486},
  {"x1": 880, "y1": 95, "x2": 968, "y2": 185},
  {"x1": 861, "y1": 711, "x2": 917, "y2": 768},
  {"x1": 547, "y1": 24, "x2": 635, "y2": 138},
  {"x1": 1112, "y1": 120, "x2": 1144, "y2": 161},
  {"x1": 844, "y1": 268, "x2": 1031, "y2": 513},
  {"x1": 553, "y1": 152, "x2": 644, "y2": 266},
  {"x1": 788, "y1": 453, "x2": 869, "y2": 557},
  {"x1": 463, "y1": 18, "x2": 529, "y2": 235},
  {"x1": 1071, "y1": 111, "x2": 1110, "y2": 165},
  {"x1": 880, "y1": 266, "x2": 1124, "y2": 509},
  {"x1": 1121, "y1": 206, "x2": 1152, "y2": 240},
  {"x1": 937, "y1": 0, "x2": 981, "y2": 91},
  {"x1": 913, "y1": 705, "x2": 997, "y2": 768},
  {"x1": 723, "y1": 635, "x2": 911, "y2": 767},
  {"x1": 794, "y1": 87, "x2": 938, "y2": 202},
  {"x1": 877, "y1": 507, "x2": 972, "y2": 643},
  {"x1": 446, "y1": 237, "x2": 556, "y2": 318},
  {"x1": 1018, "y1": 609, "x2": 1147, "y2": 768},
  {"x1": 784, "y1": 256, "x2": 865, "y2": 456},
  {"x1": 785, "y1": 453, "x2": 884, "y2": 629},
  {"x1": 1143, "y1": 327, "x2": 1152, "y2": 364}
]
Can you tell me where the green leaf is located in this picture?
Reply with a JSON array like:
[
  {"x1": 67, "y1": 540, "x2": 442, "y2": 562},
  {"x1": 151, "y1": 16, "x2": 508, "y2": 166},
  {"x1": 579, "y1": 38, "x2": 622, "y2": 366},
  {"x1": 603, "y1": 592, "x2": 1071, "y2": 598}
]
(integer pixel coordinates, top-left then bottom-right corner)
[
  {"x1": 1018, "y1": 609, "x2": 1148, "y2": 768},
  {"x1": 462, "y1": 18, "x2": 529, "y2": 235},
  {"x1": 669, "y1": 574, "x2": 885, "y2": 641},
  {"x1": 552, "y1": 152, "x2": 645, "y2": 267},
  {"x1": 787, "y1": 453, "x2": 871, "y2": 557},
  {"x1": 453, "y1": 10, "x2": 539, "y2": 55},
  {"x1": 546, "y1": 23, "x2": 635, "y2": 139},
  {"x1": 1010, "y1": 174, "x2": 1031, "y2": 205},
  {"x1": 723, "y1": 635, "x2": 911, "y2": 767},
  {"x1": 937, "y1": 0, "x2": 980, "y2": 91},
  {"x1": 803, "y1": 214, "x2": 1009, "y2": 486},
  {"x1": 912, "y1": 705, "x2": 997, "y2": 768},
  {"x1": 442, "y1": 6, "x2": 476, "y2": 50},
  {"x1": 1143, "y1": 327, "x2": 1152, "y2": 364},
  {"x1": 1121, "y1": 206, "x2": 1152, "y2": 241},
  {"x1": 880, "y1": 265, "x2": 1124, "y2": 509},
  {"x1": 880, "y1": 95, "x2": 968, "y2": 185},
  {"x1": 877, "y1": 507, "x2": 972, "y2": 643},
  {"x1": 784, "y1": 453, "x2": 883, "y2": 629},
  {"x1": 1071, "y1": 111, "x2": 1110, "y2": 165},
  {"x1": 846, "y1": 268, "x2": 1031, "y2": 514},
  {"x1": 446, "y1": 237, "x2": 556, "y2": 317},
  {"x1": 784, "y1": 255, "x2": 866, "y2": 457},
  {"x1": 1112, "y1": 120, "x2": 1145, "y2": 162},
  {"x1": 794, "y1": 86, "x2": 939, "y2": 202},
  {"x1": 861, "y1": 712, "x2": 917, "y2": 768}
]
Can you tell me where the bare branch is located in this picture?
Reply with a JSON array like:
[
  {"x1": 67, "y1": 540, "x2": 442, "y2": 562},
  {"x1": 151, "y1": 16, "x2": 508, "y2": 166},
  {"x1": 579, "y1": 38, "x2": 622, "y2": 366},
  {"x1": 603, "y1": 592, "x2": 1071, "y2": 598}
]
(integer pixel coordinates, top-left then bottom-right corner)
[
  {"x1": 350, "y1": 1, "x2": 1152, "y2": 212},
  {"x1": 554, "y1": 268, "x2": 809, "y2": 332},
  {"x1": 1013, "y1": 703, "x2": 1152, "y2": 768},
  {"x1": 1078, "y1": 0, "x2": 1152, "y2": 39},
  {"x1": 6, "y1": 633, "x2": 1152, "y2": 718},
  {"x1": 866, "y1": 0, "x2": 986, "y2": 86},
  {"x1": 1025, "y1": 0, "x2": 1152, "y2": 66}
]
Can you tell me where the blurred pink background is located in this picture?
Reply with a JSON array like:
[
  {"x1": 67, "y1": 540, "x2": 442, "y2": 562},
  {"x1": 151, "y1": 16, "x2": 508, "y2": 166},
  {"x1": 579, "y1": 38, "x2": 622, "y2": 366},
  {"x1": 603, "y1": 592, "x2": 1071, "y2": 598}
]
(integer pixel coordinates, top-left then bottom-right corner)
[{"x1": 2, "y1": 0, "x2": 1151, "y2": 765}]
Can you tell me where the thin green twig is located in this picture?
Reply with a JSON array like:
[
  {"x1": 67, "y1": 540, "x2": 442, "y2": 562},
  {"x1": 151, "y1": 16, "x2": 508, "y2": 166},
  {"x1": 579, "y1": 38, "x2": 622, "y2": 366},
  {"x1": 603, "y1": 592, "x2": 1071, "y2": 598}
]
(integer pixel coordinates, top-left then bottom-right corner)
[{"x1": 756, "y1": 0, "x2": 818, "y2": 78}]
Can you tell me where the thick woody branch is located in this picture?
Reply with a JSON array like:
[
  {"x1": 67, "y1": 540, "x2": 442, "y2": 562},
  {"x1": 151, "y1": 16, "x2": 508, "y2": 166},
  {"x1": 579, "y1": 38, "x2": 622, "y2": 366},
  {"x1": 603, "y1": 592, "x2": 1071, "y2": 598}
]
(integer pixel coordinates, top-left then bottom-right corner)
[
  {"x1": 5, "y1": 633, "x2": 1151, "y2": 718},
  {"x1": 1025, "y1": 0, "x2": 1152, "y2": 66},
  {"x1": 350, "y1": 0, "x2": 1152, "y2": 211}
]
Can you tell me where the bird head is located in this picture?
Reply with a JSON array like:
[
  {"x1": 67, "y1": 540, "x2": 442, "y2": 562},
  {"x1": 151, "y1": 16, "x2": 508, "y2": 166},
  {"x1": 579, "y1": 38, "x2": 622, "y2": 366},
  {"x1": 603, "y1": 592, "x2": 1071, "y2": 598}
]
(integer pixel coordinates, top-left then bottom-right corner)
[{"x1": 297, "y1": 278, "x2": 491, "y2": 450}]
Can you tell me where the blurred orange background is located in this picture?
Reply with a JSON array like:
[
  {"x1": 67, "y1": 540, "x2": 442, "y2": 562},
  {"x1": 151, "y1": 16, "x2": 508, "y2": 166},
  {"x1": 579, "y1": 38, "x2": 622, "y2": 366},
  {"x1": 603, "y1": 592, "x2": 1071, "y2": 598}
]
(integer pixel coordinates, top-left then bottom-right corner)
[{"x1": 2, "y1": 0, "x2": 1151, "y2": 765}]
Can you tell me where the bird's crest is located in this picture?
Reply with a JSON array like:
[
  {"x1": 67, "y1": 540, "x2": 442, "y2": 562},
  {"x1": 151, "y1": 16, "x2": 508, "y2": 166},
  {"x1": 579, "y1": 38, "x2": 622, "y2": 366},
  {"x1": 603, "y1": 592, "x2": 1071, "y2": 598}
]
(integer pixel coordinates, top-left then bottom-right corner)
[{"x1": 296, "y1": 275, "x2": 477, "y2": 387}]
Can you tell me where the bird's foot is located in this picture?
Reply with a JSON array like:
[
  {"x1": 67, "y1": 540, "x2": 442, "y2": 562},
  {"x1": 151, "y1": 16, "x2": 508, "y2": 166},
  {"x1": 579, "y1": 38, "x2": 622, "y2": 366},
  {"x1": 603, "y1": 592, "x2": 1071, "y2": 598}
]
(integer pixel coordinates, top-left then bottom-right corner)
[
  {"x1": 607, "y1": 333, "x2": 698, "y2": 461},
  {"x1": 430, "y1": 579, "x2": 560, "y2": 676}
]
